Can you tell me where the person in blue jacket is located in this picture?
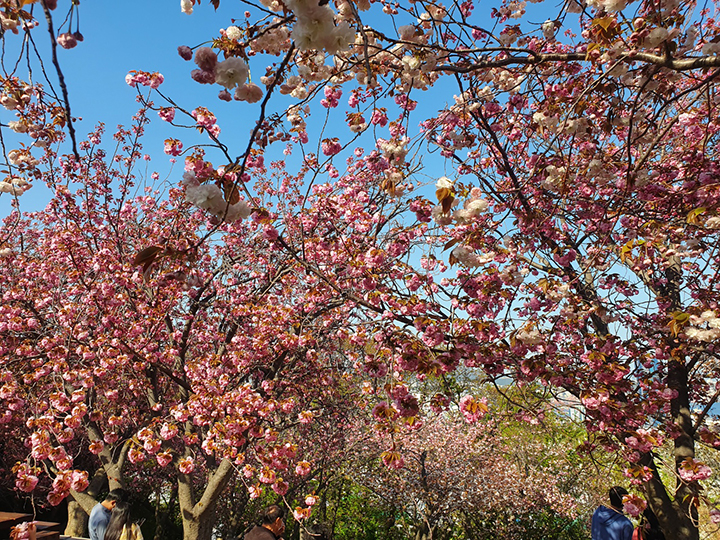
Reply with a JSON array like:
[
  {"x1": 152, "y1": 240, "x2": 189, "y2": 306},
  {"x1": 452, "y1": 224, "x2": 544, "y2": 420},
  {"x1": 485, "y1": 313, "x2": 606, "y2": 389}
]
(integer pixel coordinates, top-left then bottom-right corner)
[
  {"x1": 88, "y1": 488, "x2": 128, "y2": 540},
  {"x1": 591, "y1": 486, "x2": 634, "y2": 540}
]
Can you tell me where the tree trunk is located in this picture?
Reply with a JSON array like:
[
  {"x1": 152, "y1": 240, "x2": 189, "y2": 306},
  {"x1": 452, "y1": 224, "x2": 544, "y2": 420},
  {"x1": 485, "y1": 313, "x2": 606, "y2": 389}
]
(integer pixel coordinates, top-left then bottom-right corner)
[
  {"x1": 65, "y1": 467, "x2": 108, "y2": 537},
  {"x1": 642, "y1": 260, "x2": 699, "y2": 540},
  {"x1": 641, "y1": 353, "x2": 699, "y2": 540},
  {"x1": 178, "y1": 458, "x2": 235, "y2": 540},
  {"x1": 182, "y1": 514, "x2": 216, "y2": 540},
  {"x1": 413, "y1": 523, "x2": 431, "y2": 540},
  {"x1": 64, "y1": 500, "x2": 89, "y2": 537}
]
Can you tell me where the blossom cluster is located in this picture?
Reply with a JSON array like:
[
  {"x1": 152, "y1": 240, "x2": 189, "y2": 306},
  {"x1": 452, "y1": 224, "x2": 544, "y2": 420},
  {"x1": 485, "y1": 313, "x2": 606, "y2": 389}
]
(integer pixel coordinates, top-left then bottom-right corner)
[
  {"x1": 284, "y1": 0, "x2": 356, "y2": 54},
  {"x1": 685, "y1": 310, "x2": 720, "y2": 342},
  {"x1": 459, "y1": 395, "x2": 489, "y2": 423},
  {"x1": 678, "y1": 457, "x2": 713, "y2": 482},
  {"x1": 182, "y1": 46, "x2": 263, "y2": 103},
  {"x1": 182, "y1": 171, "x2": 251, "y2": 222}
]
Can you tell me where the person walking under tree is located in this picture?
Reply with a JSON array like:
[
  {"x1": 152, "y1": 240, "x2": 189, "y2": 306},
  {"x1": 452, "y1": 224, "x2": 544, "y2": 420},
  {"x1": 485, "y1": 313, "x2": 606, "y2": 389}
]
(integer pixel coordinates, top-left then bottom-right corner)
[
  {"x1": 592, "y1": 486, "x2": 634, "y2": 540},
  {"x1": 242, "y1": 505, "x2": 286, "y2": 540},
  {"x1": 88, "y1": 489, "x2": 128, "y2": 540},
  {"x1": 103, "y1": 501, "x2": 144, "y2": 540}
]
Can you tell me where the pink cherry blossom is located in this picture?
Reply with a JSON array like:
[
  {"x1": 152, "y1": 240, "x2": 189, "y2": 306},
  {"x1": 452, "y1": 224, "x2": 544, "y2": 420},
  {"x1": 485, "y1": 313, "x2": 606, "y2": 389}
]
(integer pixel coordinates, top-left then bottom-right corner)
[{"x1": 178, "y1": 456, "x2": 195, "y2": 474}]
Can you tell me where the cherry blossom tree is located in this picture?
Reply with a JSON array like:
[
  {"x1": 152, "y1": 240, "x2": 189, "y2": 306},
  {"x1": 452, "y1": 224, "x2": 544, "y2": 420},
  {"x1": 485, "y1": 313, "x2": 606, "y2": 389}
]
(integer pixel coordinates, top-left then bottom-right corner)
[
  {"x1": 3, "y1": 0, "x2": 720, "y2": 538},
  {"x1": 343, "y1": 414, "x2": 581, "y2": 540},
  {"x1": 0, "y1": 114, "x2": 370, "y2": 540}
]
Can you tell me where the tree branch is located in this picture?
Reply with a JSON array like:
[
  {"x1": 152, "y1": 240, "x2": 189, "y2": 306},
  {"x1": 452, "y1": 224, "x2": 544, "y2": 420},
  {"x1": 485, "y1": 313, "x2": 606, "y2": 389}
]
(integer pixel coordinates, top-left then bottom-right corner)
[{"x1": 40, "y1": 0, "x2": 79, "y2": 161}]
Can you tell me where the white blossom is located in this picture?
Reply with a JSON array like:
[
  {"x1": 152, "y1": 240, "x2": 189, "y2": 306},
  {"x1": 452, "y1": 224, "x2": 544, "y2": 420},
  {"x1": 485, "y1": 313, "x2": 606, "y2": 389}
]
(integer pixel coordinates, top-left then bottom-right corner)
[
  {"x1": 185, "y1": 182, "x2": 251, "y2": 222},
  {"x1": 431, "y1": 204, "x2": 453, "y2": 225},
  {"x1": 542, "y1": 20, "x2": 556, "y2": 39},
  {"x1": 436, "y1": 176, "x2": 454, "y2": 190},
  {"x1": 225, "y1": 26, "x2": 242, "y2": 41},
  {"x1": 645, "y1": 27, "x2": 669, "y2": 48},
  {"x1": 215, "y1": 57, "x2": 249, "y2": 89},
  {"x1": 181, "y1": 0, "x2": 194, "y2": 14},
  {"x1": 705, "y1": 216, "x2": 720, "y2": 229},
  {"x1": 7, "y1": 121, "x2": 26, "y2": 133}
]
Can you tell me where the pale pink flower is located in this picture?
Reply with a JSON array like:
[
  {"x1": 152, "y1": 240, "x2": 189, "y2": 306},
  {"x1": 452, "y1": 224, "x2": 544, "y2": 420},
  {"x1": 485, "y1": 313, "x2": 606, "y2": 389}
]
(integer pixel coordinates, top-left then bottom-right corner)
[
  {"x1": 321, "y1": 138, "x2": 341, "y2": 156},
  {"x1": 293, "y1": 507, "x2": 311, "y2": 521},
  {"x1": 191, "y1": 69, "x2": 216, "y2": 84},
  {"x1": 194, "y1": 47, "x2": 217, "y2": 72},
  {"x1": 56, "y1": 457, "x2": 73, "y2": 471},
  {"x1": 622, "y1": 494, "x2": 646, "y2": 517},
  {"x1": 258, "y1": 467, "x2": 276, "y2": 484},
  {"x1": 70, "y1": 470, "x2": 89, "y2": 491},
  {"x1": 88, "y1": 439, "x2": 105, "y2": 454},
  {"x1": 234, "y1": 83, "x2": 263, "y2": 103},
  {"x1": 164, "y1": 139, "x2": 183, "y2": 156},
  {"x1": 208, "y1": 124, "x2": 221, "y2": 138},
  {"x1": 191, "y1": 107, "x2": 217, "y2": 129},
  {"x1": 52, "y1": 471, "x2": 71, "y2": 492},
  {"x1": 128, "y1": 447, "x2": 146, "y2": 464},
  {"x1": 149, "y1": 73, "x2": 164, "y2": 89},
  {"x1": 57, "y1": 427, "x2": 74, "y2": 443},
  {"x1": 459, "y1": 395, "x2": 489, "y2": 423},
  {"x1": 143, "y1": 439, "x2": 161, "y2": 454},
  {"x1": 181, "y1": 0, "x2": 195, "y2": 14},
  {"x1": 295, "y1": 461, "x2": 311, "y2": 476},
  {"x1": 160, "y1": 423, "x2": 179, "y2": 440},
  {"x1": 159, "y1": 108, "x2": 176, "y2": 122},
  {"x1": 178, "y1": 456, "x2": 195, "y2": 474},
  {"x1": 15, "y1": 474, "x2": 38, "y2": 492},
  {"x1": 57, "y1": 32, "x2": 77, "y2": 49},
  {"x1": 215, "y1": 57, "x2": 248, "y2": 89},
  {"x1": 47, "y1": 491, "x2": 65, "y2": 506},
  {"x1": 678, "y1": 458, "x2": 712, "y2": 482},
  {"x1": 272, "y1": 480, "x2": 289, "y2": 495},
  {"x1": 156, "y1": 451, "x2": 173, "y2": 467},
  {"x1": 12, "y1": 521, "x2": 38, "y2": 540},
  {"x1": 381, "y1": 450, "x2": 404, "y2": 470}
]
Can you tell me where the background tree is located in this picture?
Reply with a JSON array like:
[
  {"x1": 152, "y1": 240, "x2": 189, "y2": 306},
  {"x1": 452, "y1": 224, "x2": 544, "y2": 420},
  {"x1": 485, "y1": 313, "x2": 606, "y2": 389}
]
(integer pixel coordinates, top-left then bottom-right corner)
[{"x1": 342, "y1": 411, "x2": 582, "y2": 540}]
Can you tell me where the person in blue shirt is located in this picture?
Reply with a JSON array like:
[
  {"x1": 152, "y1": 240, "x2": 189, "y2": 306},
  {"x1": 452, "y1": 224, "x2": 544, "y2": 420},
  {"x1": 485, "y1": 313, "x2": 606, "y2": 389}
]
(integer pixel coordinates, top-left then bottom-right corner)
[
  {"x1": 88, "y1": 488, "x2": 128, "y2": 540},
  {"x1": 591, "y1": 486, "x2": 634, "y2": 540}
]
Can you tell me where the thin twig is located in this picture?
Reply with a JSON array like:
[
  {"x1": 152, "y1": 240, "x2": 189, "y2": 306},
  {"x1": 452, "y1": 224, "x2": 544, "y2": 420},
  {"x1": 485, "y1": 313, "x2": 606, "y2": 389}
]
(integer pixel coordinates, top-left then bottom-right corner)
[{"x1": 40, "y1": 0, "x2": 80, "y2": 161}]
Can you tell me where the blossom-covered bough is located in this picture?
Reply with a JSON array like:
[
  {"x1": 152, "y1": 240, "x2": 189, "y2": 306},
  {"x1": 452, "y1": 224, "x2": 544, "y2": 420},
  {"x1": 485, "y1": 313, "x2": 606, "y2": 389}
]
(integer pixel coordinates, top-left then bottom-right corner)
[{"x1": 3, "y1": 0, "x2": 720, "y2": 538}]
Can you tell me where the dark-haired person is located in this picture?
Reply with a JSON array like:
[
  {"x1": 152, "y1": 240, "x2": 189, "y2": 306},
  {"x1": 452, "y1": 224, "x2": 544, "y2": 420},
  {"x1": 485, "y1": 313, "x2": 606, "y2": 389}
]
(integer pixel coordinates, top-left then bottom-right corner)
[
  {"x1": 89, "y1": 488, "x2": 128, "y2": 540},
  {"x1": 103, "y1": 501, "x2": 143, "y2": 540},
  {"x1": 591, "y1": 486, "x2": 633, "y2": 540},
  {"x1": 243, "y1": 505, "x2": 285, "y2": 540}
]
